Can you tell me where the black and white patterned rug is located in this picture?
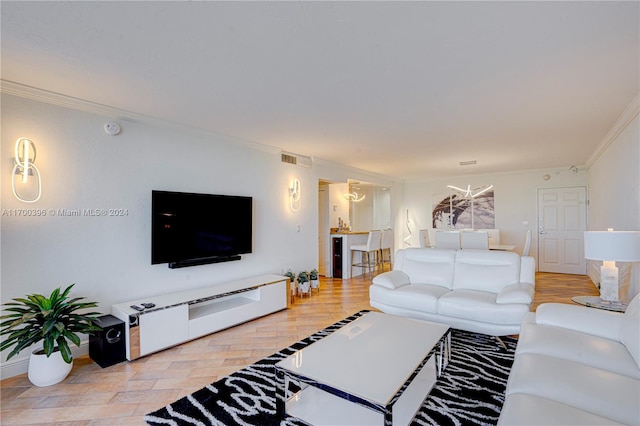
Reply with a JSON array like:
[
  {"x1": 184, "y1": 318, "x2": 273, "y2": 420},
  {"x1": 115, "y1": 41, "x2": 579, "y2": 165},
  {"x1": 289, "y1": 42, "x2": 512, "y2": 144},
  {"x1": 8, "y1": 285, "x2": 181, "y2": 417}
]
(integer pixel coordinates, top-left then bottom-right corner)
[{"x1": 145, "y1": 311, "x2": 516, "y2": 426}]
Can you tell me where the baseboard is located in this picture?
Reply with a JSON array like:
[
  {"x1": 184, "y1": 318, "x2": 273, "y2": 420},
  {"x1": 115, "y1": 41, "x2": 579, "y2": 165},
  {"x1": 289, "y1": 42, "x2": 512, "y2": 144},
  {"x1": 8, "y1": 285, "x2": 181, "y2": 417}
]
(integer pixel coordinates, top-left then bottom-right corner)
[{"x1": 1, "y1": 341, "x2": 89, "y2": 380}]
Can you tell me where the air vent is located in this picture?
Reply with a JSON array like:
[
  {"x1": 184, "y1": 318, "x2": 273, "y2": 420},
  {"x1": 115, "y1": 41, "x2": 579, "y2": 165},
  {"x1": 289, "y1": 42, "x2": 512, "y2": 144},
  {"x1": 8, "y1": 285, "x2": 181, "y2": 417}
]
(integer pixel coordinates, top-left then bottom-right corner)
[
  {"x1": 281, "y1": 151, "x2": 312, "y2": 167},
  {"x1": 281, "y1": 152, "x2": 297, "y2": 165},
  {"x1": 459, "y1": 160, "x2": 477, "y2": 166}
]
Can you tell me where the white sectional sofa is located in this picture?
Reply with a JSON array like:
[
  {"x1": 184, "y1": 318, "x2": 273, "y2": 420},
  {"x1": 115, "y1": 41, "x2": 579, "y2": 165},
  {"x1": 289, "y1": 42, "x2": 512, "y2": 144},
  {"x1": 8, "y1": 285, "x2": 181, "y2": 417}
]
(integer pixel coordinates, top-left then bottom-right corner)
[
  {"x1": 499, "y1": 294, "x2": 640, "y2": 425},
  {"x1": 369, "y1": 248, "x2": 536, "y2": 336}
]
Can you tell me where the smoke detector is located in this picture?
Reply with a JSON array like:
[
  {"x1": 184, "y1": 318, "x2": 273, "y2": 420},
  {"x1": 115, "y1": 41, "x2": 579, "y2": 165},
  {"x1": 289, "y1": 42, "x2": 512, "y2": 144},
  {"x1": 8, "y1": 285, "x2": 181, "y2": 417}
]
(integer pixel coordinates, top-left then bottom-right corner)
[{"x1": 104, "y1": 122, "x2": 121, "y2": 136}]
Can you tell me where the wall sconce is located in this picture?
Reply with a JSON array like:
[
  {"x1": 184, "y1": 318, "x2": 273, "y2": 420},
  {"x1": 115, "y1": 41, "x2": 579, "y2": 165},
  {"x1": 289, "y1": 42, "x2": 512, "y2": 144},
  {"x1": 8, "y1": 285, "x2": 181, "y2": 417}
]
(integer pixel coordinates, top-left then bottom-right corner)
[
  {"x1": 12, "y1": 138, "x2": 41, "y2": 203},
  {"x1": 289, "y1": 178, "x2": 301, "y2": 211},
  {"x1": 343, "y1": 191, "x2": 365, "y2": 202}
]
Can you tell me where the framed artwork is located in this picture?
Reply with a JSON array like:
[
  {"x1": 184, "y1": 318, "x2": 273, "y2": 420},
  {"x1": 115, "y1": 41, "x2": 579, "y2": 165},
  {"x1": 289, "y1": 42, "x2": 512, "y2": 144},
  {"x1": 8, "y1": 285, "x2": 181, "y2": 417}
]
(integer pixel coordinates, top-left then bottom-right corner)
[{"x1": 432, "y1": 189, "x2": 495, "y2": 229}]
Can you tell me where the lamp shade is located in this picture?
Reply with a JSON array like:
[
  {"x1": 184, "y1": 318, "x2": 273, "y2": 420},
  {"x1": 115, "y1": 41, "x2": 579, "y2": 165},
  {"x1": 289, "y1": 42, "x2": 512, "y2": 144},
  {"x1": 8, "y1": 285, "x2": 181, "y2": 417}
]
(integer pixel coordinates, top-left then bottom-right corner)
[{"x1": 584, "y1": 231, "x2": 640, "y2": 262}]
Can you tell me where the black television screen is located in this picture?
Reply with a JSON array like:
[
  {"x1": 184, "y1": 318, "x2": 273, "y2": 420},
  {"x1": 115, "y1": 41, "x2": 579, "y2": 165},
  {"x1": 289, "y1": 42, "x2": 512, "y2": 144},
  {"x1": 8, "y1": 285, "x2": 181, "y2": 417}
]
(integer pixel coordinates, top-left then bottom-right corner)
[{"x1": 152, "y1": 190, "x2": 253, "y2": 268}]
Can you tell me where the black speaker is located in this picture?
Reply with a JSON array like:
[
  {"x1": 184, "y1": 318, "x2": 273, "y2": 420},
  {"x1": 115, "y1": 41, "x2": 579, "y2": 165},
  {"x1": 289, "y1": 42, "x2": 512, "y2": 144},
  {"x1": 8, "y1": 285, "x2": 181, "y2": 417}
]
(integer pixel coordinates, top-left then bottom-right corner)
[{"x1": 89, "y1": 315, "x2": 125, "y2": 368}]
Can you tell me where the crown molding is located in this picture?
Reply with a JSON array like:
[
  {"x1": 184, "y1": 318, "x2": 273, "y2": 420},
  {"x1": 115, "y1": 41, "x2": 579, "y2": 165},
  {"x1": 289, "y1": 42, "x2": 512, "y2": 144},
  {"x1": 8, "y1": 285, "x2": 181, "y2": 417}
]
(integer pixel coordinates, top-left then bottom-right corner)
[
  {"x1": 1, "y1": 79, "x2": 149, "y2": 122},
  {"x1": 586, "y1": 92, "x2": 640, "y2": 168},
  {"x1": 0, "y1": 79, "x2": 282, "y2": 155}
]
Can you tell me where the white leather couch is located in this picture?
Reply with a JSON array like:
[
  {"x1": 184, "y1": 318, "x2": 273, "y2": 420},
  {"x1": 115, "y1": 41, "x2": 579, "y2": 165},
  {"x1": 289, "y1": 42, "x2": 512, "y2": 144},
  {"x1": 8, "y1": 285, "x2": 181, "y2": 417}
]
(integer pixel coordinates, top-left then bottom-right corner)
[
  {"x1": 369, "y1": 248, "x2": 536, "y2": 336},
  {"x1": 499, "y1": 294, "x2": 640, "y2": 425}
]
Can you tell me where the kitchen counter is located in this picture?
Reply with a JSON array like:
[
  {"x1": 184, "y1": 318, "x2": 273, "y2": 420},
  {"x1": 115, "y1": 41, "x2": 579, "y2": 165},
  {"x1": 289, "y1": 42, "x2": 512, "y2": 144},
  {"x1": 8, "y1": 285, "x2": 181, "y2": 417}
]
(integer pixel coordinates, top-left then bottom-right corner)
[{"x1": 331, "y1": 231, "x2": 369, "y2": 235}]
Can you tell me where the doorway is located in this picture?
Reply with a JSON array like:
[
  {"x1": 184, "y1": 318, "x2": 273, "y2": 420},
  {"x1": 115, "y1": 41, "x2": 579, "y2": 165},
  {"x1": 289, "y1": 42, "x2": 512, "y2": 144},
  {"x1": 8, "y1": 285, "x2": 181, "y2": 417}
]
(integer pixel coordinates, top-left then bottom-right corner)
[
  {"x1": 318, "y1": 179, "x2": 392, "y2": 277},
  {"x1": 537, "y1": 186, "x2": 587, "y2": 274}
]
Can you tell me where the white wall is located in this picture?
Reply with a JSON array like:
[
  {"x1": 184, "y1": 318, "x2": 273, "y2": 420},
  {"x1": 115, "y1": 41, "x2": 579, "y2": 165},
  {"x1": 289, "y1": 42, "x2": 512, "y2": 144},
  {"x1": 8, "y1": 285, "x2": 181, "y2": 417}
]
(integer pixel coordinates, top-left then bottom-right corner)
[
  {"x1": 0, "y1": 94, "x2": 395, "y2": 375},
  {"x1": 345, "y1": 186, "x2": 392, "y2": 232},
  {"x1": 400, "y1": 169, "x2": 589, "y2": 264},
  {"x1": 588, "y1": 114, "x2": 640, "y2": 231},
  {"x1": 372, "y1": 189, "x2": 391, "y2": 230},
  {"x1": 587, "y1": 113, "x2": 640, "y2": 297},
  {"x1": 349, "y1": 186, "x2": 373, "y2": 231},
  {"x1": 1, "y1": 95, "x2": 308, "y2": 301},
  {"x1": 327, "y1": 182, "x2": 349, "y2": 229}
]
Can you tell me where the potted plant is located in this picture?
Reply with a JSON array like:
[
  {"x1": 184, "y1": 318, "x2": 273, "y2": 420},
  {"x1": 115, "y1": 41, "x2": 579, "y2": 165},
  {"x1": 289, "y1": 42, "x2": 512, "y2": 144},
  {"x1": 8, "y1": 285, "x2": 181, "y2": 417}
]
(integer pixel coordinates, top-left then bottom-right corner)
[
  {"x1": 309, "y1": 269, "x2": 320, "y2": 292},
  {"x1": 296, "y1": 271, "x2": 311, "y2": 296},
  {"x1": 284, "y1": 269, "x2": 296, "y2": 284},
  {"x1": 0, "y1": 284, "x2": 101, "y2": 387}
]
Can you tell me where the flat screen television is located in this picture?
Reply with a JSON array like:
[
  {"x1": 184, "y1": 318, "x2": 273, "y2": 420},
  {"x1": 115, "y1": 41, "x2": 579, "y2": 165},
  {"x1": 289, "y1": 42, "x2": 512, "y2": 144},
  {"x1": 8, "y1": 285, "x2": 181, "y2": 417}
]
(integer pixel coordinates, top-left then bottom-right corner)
[{"x1": 152, "y1": 190, "x2": 253, "y2": 268}]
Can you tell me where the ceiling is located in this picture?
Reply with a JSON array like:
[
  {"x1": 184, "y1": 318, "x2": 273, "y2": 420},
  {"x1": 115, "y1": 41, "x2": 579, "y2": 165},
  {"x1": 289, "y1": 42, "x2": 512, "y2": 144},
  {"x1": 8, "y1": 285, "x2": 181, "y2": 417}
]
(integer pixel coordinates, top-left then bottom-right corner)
[{"x1": 2, "y1": 1, "x2": 638, "y2": 180}]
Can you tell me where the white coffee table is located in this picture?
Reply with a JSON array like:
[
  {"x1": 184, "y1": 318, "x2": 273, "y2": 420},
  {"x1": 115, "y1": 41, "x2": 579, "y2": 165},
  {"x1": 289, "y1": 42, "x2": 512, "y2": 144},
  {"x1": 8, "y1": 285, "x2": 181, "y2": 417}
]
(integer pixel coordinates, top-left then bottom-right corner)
[{"x1": 275, "y1": 312, "x2": 451, "y2": 425}]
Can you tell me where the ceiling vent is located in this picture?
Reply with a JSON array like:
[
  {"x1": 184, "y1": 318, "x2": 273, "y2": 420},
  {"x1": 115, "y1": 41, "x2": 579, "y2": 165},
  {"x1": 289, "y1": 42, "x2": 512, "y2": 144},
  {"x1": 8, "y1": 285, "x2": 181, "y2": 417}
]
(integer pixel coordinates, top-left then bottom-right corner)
[
  {"x1": 281, "y1": 151, "x2": 312, "y2": 167},
  {"x1": 459, "y1": 160, "x2": 477, "y2": 166}
]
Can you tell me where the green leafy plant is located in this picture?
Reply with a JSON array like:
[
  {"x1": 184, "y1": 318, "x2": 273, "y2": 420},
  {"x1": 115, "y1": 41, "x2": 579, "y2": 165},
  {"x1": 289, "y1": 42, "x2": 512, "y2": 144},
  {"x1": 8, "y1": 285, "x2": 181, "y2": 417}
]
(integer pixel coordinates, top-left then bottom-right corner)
[
  {"x1": 309, "y1": 269, "x2": 319, "y2": 280},
  {"x1": 284, "y1": 269, "x2": 296, "y2": 283},
  {"x1": 0, "y1": 284, "x2": 101, "y2": 363},
  {"x1": 296, "y1": 271, "x2": 309, "y2": 284}
]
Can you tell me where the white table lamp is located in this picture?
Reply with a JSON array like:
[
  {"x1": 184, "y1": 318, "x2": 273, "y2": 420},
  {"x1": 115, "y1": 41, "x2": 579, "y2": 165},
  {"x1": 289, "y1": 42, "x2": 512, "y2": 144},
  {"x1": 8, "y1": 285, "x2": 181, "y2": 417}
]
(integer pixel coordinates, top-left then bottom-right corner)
[{"x1": 584, "y1": 230, "x2": 640, "y2": 302}]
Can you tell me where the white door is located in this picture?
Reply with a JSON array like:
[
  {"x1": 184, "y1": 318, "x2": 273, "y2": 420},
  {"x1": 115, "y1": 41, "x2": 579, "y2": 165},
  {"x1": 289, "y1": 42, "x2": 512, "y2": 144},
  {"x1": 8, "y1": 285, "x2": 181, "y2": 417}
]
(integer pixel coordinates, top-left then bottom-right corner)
[{"x1": 538, "y1": 187, "x2": 587, "y2": 274}]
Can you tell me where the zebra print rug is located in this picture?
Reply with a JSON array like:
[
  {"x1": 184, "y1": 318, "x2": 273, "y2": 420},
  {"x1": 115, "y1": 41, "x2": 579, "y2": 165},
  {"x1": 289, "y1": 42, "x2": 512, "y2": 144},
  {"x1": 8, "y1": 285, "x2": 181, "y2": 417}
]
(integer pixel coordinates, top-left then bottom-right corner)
[{"x1": 145, "y1": 311, "x2": 516, "y2": 425}]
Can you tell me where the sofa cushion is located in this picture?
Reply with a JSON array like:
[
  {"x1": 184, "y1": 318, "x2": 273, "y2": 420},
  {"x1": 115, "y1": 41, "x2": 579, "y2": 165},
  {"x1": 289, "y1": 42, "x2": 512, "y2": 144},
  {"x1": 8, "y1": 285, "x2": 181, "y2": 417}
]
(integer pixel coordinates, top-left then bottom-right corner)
[
  {"x1": 438, "y1": 290, "x2": 530, "y2": 325},
  {"x1": 496, "y1": 282, "x2": 534, "y2": 304},
  {"x1": 499, "y1": 393, "x2": 624, "y2": 425},
  {"x1": 516, "y1": 313, "x2": 640, "y2": 379},
  {"x1": 395, "y1": 248, "x2": 456, "y2": 289},
  {"x1": 620, "y1": 293, "x2": 640, "y2": 369},
  {"x1": 505, "y1": 353, "x2": 640, "y2": 425},
  {"x1": 371, "y1": 270, "x2": 410, "y2": 290},
  {"x1": 453, "y1": 250, "x2": 520, "y2": 293},
  {"x1": 369, "y1": 284, "x2": 448, "y2": 314}
]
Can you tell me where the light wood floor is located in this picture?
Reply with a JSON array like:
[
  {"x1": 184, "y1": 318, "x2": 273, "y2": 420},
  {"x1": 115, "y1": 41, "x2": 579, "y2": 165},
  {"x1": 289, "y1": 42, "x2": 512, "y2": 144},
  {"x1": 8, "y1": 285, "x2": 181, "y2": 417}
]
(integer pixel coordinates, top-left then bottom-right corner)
[{"x1": 0, "y1": 271, "x2": 598, "y2": 425}]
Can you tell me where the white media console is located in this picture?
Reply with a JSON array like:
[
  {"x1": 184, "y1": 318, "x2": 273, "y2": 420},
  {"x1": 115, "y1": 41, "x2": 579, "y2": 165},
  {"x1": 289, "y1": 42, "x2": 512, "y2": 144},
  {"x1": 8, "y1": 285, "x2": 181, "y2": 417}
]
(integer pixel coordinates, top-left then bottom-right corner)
[{"x1": 112, "y1": 274, "x2": 289, "y2": 360}]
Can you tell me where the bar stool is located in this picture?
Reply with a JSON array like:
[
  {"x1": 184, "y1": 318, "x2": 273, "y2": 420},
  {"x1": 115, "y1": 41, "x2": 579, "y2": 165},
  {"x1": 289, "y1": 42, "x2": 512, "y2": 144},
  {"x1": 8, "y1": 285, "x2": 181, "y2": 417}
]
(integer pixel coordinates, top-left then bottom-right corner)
[
  {"x1": 350, "y1": 230, "x2": 382, "y2": 279},
  {"x1": 379, "y1": 229, "x2": 394, "y2": 272}
]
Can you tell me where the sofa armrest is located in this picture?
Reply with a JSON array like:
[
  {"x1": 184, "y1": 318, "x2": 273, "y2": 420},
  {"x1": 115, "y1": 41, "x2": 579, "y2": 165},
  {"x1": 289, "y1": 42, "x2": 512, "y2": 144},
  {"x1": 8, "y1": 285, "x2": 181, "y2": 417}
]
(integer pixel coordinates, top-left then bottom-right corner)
[
  {"x1": 496, "y1": 283, "x2": 534, "y2": 304},
  {"x1": 372, "y1": 270, "x2": 410, "y2": 290},
  {"x1": 535, "y1": 303, "x2": 624, "y2": 341}
]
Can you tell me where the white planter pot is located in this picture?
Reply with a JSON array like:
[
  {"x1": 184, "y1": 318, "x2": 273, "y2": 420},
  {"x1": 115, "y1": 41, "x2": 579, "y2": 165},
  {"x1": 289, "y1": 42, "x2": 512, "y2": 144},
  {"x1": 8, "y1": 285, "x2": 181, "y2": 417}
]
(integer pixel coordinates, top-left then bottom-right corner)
[
  {"x1": 298, "y1": 282, "x2": 310, "y2": 294},
  {"x1": 310, "y1": 279, "x2": 319, "y2": 289},
  {"x1": 28, "y1": 348, "x2": 73, "y2": 387}
]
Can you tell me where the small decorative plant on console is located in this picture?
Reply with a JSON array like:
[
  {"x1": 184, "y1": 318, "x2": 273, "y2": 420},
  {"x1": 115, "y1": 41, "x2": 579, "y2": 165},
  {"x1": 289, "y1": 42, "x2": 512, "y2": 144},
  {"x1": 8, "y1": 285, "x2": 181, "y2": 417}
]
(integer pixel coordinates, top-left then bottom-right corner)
[
  {"x1": 309, "y1": 269, "x2": 320, "y2": 292},
  {"x1": 0, "y1": 284, "x2": 101, "y2": 387},
  {"x1": 296, "y1": 271, "x2": 311, "y2": 296}
]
